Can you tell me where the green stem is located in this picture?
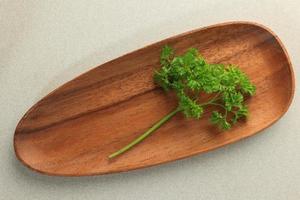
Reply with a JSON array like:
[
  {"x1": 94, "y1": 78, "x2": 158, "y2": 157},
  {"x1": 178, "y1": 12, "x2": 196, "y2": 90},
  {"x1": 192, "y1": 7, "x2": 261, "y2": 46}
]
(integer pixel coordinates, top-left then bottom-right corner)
[
  {"x1": 198, "y1": 93, "x2": 221, "y2": 106},
  {"x1": 209, "y1": 102, "x2": 228, "y2": 117},
  {"x1": 108, "y1": 107, "x2": 182, "y2": 159}
]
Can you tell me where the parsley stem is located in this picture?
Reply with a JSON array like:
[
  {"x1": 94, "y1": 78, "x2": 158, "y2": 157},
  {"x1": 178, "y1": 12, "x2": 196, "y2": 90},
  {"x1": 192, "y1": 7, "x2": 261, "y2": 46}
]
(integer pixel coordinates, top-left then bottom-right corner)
[
  {"x1": 205, "y1": 102, "x2": 228, "y2": 119},
  {"x1": 198, "y1": 93, "x2": 220, "y2": 106},
  {"x1": 108, "y1": 107, "x2": 182, "y2": 159}
]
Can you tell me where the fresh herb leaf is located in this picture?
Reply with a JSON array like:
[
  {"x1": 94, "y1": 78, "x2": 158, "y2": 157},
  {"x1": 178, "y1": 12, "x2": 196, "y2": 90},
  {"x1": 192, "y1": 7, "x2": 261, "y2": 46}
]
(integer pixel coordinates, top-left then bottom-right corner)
[
  {"x1": 222, "y1": 91, "x2": 243, "y2": 111},
  {"x1": 179, "y1": 95, "x2": 203, "y2": 119},
  {"x1": 109, "y1": 45, "x2": 256, "y2": 158},
  {"x1": 232, "y1": 105, "x2": 249, "y2": 124},
  {"x1": 160, "y1": 45, "x2": 174, "y2": 67},
  {"x1": 210, "y1": 111, "x2": 231, "y2": 130}
]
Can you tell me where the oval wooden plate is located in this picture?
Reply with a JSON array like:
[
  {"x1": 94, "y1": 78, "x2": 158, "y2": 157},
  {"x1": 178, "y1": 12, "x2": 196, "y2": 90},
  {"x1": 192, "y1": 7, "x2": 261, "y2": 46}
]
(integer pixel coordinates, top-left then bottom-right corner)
[{"x1": 14, "y1": 22, "x2": 295, "y2": 176}]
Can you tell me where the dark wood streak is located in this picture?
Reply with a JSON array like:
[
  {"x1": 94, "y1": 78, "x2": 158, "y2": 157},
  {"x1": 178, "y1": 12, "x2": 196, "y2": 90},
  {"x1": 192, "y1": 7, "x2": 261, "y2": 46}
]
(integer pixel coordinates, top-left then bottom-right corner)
[
  {"x1": 14, "y1": 22, "x2": 295, "y2": 176},
  {"x1": 42, "y1": 64, "x2": 158, "y2": 104},
  {"x1": 18, "y1": 87, "x2": 161, "y2": 134},
  {"x1": 217, "y1": 36, "x2": 275, "y2": 63}
]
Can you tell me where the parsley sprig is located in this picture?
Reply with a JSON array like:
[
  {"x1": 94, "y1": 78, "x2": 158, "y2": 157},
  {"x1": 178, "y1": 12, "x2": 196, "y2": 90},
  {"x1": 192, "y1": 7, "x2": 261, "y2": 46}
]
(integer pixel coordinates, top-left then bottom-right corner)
[{"x1": 109, "y1": 46, "x2": 256, "y2": 159}]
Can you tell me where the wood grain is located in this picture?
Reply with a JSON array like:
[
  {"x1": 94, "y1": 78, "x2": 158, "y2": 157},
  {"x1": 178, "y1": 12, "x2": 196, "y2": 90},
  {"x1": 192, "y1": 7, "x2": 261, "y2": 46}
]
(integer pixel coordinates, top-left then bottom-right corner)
[{"x1": 14, "y1": 22, "x2": 295, "y2": 176}]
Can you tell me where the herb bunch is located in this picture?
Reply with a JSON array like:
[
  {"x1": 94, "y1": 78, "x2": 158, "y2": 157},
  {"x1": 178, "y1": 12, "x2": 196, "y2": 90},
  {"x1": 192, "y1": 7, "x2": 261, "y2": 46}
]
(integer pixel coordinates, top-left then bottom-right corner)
[{"x1": 109, "y1": 46, "x2": 256, "y2": 159}]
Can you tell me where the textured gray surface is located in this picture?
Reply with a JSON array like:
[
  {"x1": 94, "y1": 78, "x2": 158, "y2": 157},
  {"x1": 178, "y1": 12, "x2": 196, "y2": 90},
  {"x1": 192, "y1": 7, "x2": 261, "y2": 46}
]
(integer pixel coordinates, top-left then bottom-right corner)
[{"x1": 1, "y1": 0, "x2": 299, "y2": 199}]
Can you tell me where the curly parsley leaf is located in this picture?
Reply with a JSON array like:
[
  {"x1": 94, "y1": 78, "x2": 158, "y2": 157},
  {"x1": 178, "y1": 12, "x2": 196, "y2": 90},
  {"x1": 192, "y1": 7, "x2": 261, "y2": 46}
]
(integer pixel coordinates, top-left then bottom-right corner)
[
  {"x1": 179, "y1": 95, "x2": 203, "y2": 119},
  {"x1": 109, "y1": 45, "x2": 256, "y2": 158},
  {"x1": 154, "y1": 46, "x2": 255, "y2": 128},
  {"x1": 210, "y1": 111, "x2": 231, "y2": 130}
]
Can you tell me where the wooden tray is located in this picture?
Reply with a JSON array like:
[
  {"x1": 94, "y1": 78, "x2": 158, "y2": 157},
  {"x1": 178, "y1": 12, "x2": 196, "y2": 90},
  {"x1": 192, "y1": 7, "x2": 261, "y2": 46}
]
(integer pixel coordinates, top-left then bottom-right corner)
[{"x1": 14, "y1": 22, "x2": 295, "y2": 176}]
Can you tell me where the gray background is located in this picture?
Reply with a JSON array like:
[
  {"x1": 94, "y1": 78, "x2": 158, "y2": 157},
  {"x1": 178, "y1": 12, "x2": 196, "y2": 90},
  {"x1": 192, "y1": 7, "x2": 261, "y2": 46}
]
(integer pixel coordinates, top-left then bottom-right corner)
[{"x1": 1, "y1": 0, "x2": 299, "y2": 199}]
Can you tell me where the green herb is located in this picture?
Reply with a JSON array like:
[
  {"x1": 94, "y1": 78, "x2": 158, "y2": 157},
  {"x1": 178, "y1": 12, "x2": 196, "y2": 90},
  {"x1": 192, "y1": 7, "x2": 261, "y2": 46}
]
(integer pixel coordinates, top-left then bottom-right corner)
[{"x1": 108, "y1": 45, "x2": 256, "y2": 159}]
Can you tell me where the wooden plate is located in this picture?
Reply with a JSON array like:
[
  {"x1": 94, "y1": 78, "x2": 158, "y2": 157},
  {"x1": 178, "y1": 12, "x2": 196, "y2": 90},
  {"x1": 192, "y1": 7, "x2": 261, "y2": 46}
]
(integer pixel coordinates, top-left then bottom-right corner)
[{"x1": 14, "y1": 22, "x2": 295, "y2": 176}]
